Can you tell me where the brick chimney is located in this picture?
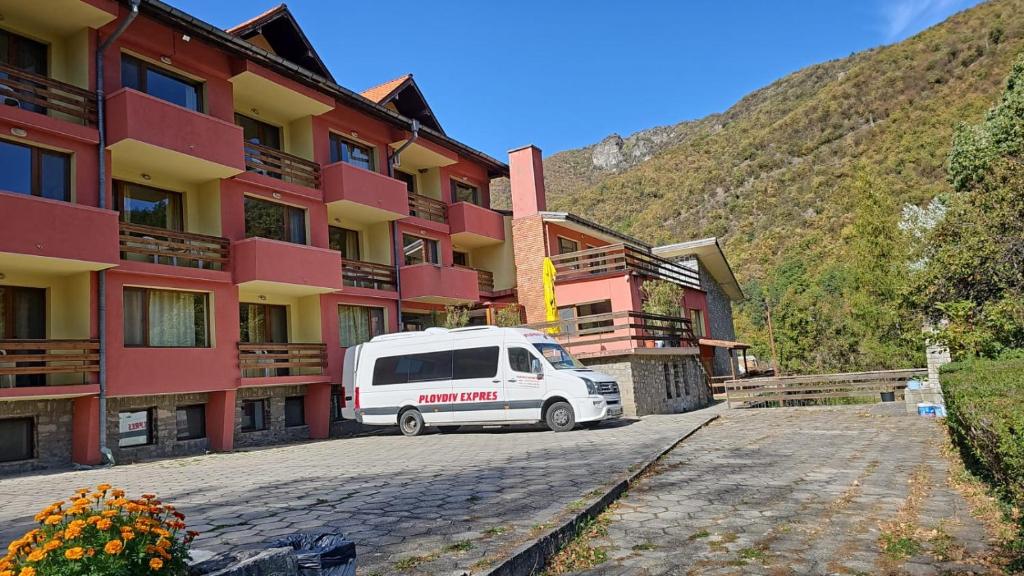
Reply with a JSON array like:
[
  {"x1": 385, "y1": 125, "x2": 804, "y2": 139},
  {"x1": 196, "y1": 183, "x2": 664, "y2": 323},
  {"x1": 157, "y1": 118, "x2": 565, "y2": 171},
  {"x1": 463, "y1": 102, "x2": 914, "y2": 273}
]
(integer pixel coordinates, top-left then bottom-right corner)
[{"x1": 509, "y1": 145, "x2": 549, "y2": 323}]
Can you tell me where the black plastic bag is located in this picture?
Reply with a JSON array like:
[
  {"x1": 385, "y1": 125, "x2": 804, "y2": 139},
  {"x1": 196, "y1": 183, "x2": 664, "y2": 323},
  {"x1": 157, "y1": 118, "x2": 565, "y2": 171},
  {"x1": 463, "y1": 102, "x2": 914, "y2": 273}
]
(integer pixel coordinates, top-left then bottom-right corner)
[{"x1": 272, "y1": 532, "x2": 357, "y2": 576}]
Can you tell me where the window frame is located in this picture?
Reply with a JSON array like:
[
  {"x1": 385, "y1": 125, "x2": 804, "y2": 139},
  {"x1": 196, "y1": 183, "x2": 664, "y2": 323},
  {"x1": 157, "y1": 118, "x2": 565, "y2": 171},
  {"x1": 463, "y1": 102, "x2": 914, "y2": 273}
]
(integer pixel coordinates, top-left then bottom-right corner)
[
  {"x1": 0, "y1": 138, "x2": 71, "y2": 201},
  {"x1": 240, "y1": 398, "x2": 269, "y2": 432},
  {"x1": 338, "y1": 304, "x2": 386, "y2": 348},
  {"x1": 328, "y1": 132, "x2": 376, "y2": 172},
  {"x1": 243, "y1": 195, "x2": 308, "y2": 245},
  {"x1": 450, "y1": 179, "x2": 480, "y2": 205},
  {"x1": 284, "y1": 395, "x2": 306, "y2": 428},
  {"x1": 394, "y1": 169, "x2": 416, "y2": 193},
  {"x1": 175, "y1": 404, "x2": 206, "y2": 441},
  {"x1": 402, "y1": 233, "x2": 440, "y2": 266},
  {"x1": 122, "y1": 287, "x2": 211, "y2": 348},
  {"x1": 689, "y1": 308, "x2": 706, "y2": 338},
  {"x1": 239, "y1": 302, "x2": 289, "y2": 344},
  {"x1": 0, "y1": 417, "x2": 35, "y2": 463},
  {"x1": 557, "y1": 236, "x2": 579, "y2": 255},
  {"x1": 113, "y1": 180, "x2": 184, "y2": 231},
  {"x1": 121, "y1": 53, "x2": 204, "y2": 113},
  {"x1": 452, "y1": 346, "x2": 500, "y2": 380},
  {"x1": 328, "y1": 226, "x2": 361, "y2": 260},
  {"x1": 235, "y1": 113, "x2": 282, "y2": 150}
]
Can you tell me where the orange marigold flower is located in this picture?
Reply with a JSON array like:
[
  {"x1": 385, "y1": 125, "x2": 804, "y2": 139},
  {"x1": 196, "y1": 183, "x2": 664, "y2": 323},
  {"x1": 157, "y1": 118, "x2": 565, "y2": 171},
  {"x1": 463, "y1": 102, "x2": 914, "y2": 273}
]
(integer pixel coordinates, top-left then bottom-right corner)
[
  {"x1": 26, "y1": 550, "x2": 45, "y2": 563},
  {"x1": 111, "y1": 489, "x2": 125, "y2": 498},
  {"x1": 101, "y1": 510, "x2": 118, "y2": 518},
  {"x1": 156, "y1": 547, "x2": 171, "y2": 560},
  {"x1": 154, "y1": 528, "x2": 171, "y2": 539},
  {"x1": 155, "y1": 537, "x2": 171, "y2": 550},
  {"x1": 103, "y1": 540, "x2": 124, "y2": 555},
  {"x1": 0, "y1": 570, "x2": 12, "y2": 576},
  {"x1": 64, "y1": 526, "x2": 83, "y2": 540},
  {"x1": 18, "y1": 568, "x2": 35, "y2": 576},
  {"x1": 85, "y1": 547, "x2": 95, "y2": 557},
  {"x1": 96, "y1": 519, "x2": 113, "y2": 531},
  {"x1": 149, "y1": 557, "x2": 164, "y2": 571},
  {"x1": 43, "y1": 515, "x2": 62, "y2": 526},
  {"x1": 172, "y1": 511, "x2": 185, "y2": 520},
  {"x1": 64, "y1": 547, "x2": 85, "y2": 560},
  {"x1": 96, "y1": 484, "x2": 112, "y2": 492},
  {"x1": 42, "y1": 540, "x2": 62, "y2": 552},
  {"x1": 120, "y1": 528, "x2": 135, "y2": 541},
  {"x1": 86, "y1": 515, "x2": 101, "y2": 525}
]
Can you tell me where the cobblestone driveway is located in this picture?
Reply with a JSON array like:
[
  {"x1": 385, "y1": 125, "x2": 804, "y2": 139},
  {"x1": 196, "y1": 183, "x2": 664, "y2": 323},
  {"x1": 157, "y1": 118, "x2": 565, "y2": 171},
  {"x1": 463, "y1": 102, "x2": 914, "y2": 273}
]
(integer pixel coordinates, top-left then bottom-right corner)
[
  {"x1": 0, "y1": 409, "x2": 719, "y2": 575},
  {"x1": 582, "y1": 404, "x2": 996, "y2": 576}
]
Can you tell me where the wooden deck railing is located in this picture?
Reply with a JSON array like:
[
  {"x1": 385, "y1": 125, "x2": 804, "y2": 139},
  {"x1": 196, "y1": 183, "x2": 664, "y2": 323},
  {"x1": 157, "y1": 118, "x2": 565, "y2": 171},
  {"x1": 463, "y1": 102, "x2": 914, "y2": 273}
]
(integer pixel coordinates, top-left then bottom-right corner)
[
  {"x1": 238, "y1": 343, "x2": 326, "y2": 377},
  {"x1": 549, "y1": 243, "x2": 701, "y2": 289},
  {"x1": 342, "y1": 259, "x2": 397, "y2": 291},
  {"x1": 724, "y1": 369, "x2": 929, "y2": 408},
  {"x1": 120, "y1": 223, "x2": 230, "y2": 270},
  {"x1": 243, "y1": 142, "x2": 321, "y2": 189},
  {"x1": 522, "y1": 311, "x2": 697, "y2": 358},
  {"x1": 476, "y1": 269, "x2": 495, "y2": 294},
  {"x1": 0, "y1": 340, "x2": 99, "y2": 386},
  {"x1": 408, "y1": 194, "x2": 447, "y2": 223},
  {"x1": 0, "y1": 64, "x2": 98, "y2": 126}
]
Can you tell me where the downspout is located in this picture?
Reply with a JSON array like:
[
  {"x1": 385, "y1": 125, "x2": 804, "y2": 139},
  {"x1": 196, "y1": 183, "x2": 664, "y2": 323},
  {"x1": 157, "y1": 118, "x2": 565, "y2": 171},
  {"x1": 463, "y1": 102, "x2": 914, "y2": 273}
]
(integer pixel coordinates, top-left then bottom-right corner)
[
  {"x1": 95, "y1": 0, "x2": 140, "y2": 465},
  {"x1": 387, "y1": 119, "x2": 420, "y2": 331}
]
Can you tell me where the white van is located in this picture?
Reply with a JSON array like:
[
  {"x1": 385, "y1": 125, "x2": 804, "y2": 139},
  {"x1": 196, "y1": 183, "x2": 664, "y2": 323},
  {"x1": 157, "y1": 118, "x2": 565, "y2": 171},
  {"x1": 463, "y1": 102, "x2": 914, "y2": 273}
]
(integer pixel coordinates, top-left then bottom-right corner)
[{"x1": 341, "y1": 326, "x2": 623, "y2": 436}]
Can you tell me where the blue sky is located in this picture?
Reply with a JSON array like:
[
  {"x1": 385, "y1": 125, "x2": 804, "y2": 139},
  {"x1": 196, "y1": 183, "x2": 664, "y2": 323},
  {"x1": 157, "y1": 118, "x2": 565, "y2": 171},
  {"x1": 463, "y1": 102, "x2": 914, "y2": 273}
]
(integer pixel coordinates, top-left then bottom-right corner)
[{"x1": 171, "y1": 0, "x2": 981, "y2": 160}]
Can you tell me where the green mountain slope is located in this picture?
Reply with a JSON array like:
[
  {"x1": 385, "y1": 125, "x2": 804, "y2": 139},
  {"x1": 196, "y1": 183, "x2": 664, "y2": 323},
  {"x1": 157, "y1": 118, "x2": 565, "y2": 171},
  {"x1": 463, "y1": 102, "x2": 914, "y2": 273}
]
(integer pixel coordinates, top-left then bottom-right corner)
[{"x1": 494, "y1": 0, "x2": 1024, "y2": 372}]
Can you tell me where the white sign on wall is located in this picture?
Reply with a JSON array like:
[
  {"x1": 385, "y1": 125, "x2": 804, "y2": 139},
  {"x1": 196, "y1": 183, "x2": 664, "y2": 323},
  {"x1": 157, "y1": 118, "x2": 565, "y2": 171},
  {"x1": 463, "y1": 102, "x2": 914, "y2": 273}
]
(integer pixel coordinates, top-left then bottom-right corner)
[{"x1": 119, "y1": 410, "x2": 150, "y2": 447}]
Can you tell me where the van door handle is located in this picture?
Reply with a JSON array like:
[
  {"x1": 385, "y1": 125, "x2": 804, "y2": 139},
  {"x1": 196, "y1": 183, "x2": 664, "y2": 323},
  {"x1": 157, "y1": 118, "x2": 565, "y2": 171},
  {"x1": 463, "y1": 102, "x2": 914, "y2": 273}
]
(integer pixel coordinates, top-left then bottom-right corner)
[
  {"x1": 507, "y1": 379, "x2": 517, "y2": 383},
  {"x1": 491, "y1": 379, "x2": 501, "y2": 383}
]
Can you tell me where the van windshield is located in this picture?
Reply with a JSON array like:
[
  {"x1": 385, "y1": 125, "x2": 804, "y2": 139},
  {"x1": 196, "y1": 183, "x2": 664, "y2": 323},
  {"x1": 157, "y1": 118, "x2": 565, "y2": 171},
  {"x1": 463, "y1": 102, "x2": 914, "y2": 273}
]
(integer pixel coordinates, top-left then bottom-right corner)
[{"x1": 531, "y1": 342, "x2": 585, "y2": 370}]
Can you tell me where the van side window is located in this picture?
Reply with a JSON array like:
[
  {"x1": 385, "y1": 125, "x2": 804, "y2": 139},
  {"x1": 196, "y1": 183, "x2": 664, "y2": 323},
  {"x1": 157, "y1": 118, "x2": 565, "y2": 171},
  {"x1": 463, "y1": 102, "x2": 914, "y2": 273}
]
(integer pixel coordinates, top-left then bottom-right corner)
[
  {"x1": 372, "y1": 351, "x2": 453, "y2": 385},
  {"x1": 508, "y1": 347, "x2": 536, "y2": 373},
  {"x1": 453, "y1": 346, "x2": 499, "y2": 380}
]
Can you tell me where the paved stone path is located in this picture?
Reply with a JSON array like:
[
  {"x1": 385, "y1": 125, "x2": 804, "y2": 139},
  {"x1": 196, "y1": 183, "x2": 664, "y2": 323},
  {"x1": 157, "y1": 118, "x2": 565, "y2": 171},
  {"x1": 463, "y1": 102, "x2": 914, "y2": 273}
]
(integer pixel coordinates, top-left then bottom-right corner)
[
  {"x1": 580, "y1": 404, "x2": 996, "y2": 576},
  {"x1": 0, "y1": 408, "x2": 720, "y2": 575}
]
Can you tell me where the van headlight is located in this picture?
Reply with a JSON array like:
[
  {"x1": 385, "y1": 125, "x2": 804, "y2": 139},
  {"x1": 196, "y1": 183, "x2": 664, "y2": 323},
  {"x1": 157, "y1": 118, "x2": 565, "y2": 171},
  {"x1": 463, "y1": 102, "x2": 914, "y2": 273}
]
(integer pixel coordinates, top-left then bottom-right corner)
[{"x1": 581, "y1": 377, "x2": 598, "y2": 395}]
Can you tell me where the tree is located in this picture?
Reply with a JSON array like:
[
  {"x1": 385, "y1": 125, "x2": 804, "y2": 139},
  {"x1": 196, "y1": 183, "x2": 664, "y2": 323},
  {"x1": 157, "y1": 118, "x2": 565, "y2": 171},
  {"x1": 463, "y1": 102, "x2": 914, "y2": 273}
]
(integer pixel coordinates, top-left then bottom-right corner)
[{"x1": 641, "y1": 279, "x2": 683, "y2": 317}]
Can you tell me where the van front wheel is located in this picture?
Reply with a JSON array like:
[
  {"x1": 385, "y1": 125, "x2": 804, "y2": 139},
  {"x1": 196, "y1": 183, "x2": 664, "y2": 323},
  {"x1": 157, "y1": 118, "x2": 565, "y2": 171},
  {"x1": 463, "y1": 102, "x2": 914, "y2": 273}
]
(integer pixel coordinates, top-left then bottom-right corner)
[
  {"x1": 545, "y1": 402, "x2": 576, "y2": 432},
  {"x1": 399, "y1": 409, "x2": 425, "y2": 437}
]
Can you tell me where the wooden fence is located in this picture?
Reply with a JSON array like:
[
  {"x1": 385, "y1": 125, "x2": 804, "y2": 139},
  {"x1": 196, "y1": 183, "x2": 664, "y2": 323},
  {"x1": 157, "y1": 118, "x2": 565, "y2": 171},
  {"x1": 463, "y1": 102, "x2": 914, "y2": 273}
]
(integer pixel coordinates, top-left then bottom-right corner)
[
  {"x1": 549, "y1": 243, "x2": 701, "y2": 289},
  {"x1": 243, "y1": 142, "x2": 321, "y2": 189},
  {"x1": 724, "y1": 368, "x2": 928, "y2": 408}
]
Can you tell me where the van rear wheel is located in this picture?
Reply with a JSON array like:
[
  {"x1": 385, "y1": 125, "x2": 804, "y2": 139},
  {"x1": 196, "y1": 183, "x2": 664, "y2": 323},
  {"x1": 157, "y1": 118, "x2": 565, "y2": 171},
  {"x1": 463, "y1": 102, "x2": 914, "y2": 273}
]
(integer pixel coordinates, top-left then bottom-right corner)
[
  {"x1": 399, "y1": 409, "x2": 425, "y2": 437},
  {"x1": 545, "y1": 402, "x2": 576, "y2": 432}
]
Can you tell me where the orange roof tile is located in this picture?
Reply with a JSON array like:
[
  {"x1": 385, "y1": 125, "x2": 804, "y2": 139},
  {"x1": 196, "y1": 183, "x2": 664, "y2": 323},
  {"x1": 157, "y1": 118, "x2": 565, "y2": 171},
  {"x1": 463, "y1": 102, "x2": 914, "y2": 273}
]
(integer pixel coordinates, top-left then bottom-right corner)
[
  {"x1": 226, "y1": 4, "x2": 287, "y2": 35},
  {"x1": 361, "y1": 74, "x2": 412, "y2": 104}
]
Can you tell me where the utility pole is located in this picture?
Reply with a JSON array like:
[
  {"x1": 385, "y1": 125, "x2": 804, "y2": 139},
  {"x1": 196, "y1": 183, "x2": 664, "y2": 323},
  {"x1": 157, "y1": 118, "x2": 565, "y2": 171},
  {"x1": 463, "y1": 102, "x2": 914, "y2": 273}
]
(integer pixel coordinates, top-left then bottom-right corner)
[{"x1": 765, "y1": 302, "x2": 781, "y2": 376}]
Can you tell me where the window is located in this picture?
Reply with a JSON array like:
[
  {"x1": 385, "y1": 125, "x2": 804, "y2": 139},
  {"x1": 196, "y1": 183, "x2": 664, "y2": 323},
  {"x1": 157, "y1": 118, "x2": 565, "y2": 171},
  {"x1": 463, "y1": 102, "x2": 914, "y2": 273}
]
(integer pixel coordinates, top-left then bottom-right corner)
[
  {"x1": 453, "y1": 346, "x2": 499, "y2": 380},
  {"x1": 339, "y1": 305, "x2": 385, "y2": 347},
  {"x1": 451, "y1": 180, "x2": 480, "y2": 205},
  {"x1": 329, "y1": 133, "x2": 374, "y2": 171},
  {"x1": 0, "y1": 139, "x2": 70, "y2": 201},
  {"x1": 235, "y1": 113, "x2": 282, "y2": 150},
  {"x1": 372, "y1": 350, "x2": 452, "y2": 385},
  {"x1": 689, "y1": 309, "x2": 706, "y2": 338},
  {"x1": 114, "y1": 181, "x2": 183, "y2": 230},
  {"x1": 452, "y1": 251, "x2": 469, "y2": 267},
  {"x1": 0, "y1": 418, "x2": 34, "y2": 462},
  {"x1": 239, "y1": 303, "x2": 288, "y2": 344},
  {"x1": 240, "y1": 399, "x2": 268, "y2": 432},
  {"x1": 121, "y1": 54, "x2": 202, "y2": 112},
  {"x1": 118, "y1": 409, "x2": 155, "y2": 447},
  {"x1": 175, "y1": 404, "x2": 206, "y2": 441},
  {"x1": 329, "y1": 226, "x2": 361, "y2": 260},
  {"x1": 577, "y1": 300, "x2": 613, "y2": 333},
  {"x1": 664, "y1": 364, "x2": 673, "y2": 399},
  {"x1": 285, "y1": 396, "x2": 305, "y2": 427},
  {"x1": 123, "y1": 287, "x2": 210, "y2": 348},
  {"x1": 394, "y1": 170, "x2": 416, "y2": 193},
  {"x1": 244, "y1": 196, "x2": 307, "y2": 245},
  {"x1": 557, "y1": 237, "x2": 579, "y2": 255},
  {"x1": 508, "y1": 347, "x2": 539, "y2": 374},
  {"x1": 403, "y1": 234, "x2": 439, "y2": 266},
  {"x1": 530, "y1": 342, "x2": 584, "y2": 370},
  {"x1": 331, "y1": 385, "x2": 344, "y2": 422},
  {"x1": 0, "y1": 29, "x2": 48, "y2": 114}
]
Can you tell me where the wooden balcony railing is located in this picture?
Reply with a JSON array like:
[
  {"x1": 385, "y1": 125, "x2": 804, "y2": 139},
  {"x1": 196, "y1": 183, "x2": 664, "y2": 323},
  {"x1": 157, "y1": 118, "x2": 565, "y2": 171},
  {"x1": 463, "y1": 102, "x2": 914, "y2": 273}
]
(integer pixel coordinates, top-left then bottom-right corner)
[
  {"x1": 238, "y1": 342, "x2": 326, "y2": 378},
  {"x1": 456, "y1": 266, "x2": 494, "y2": 294},
  {"x1": 0, "y1": 64, "x2": 98, "y2": 126},
  {"x1": 342, "y1": 259, "x2": 397, "y2": 291},
  {"x1": 522, "y1": 311, "x2": 697, "y2": 358},
  {"x1": 408, "y1": 194, "x2": 447, "y2": 224},
  {"x1": 243, "y1": 142, "x2": 321, "y2": 189},
  {"x1": 0, "y1": 340, "x2": 99, "y2": 386},
  {"x1": 549, "y1": 243, "x2": 701, "y2": 289},
  {"x1": 120, "y1": 223, "x2": 230, "y2": 271}
]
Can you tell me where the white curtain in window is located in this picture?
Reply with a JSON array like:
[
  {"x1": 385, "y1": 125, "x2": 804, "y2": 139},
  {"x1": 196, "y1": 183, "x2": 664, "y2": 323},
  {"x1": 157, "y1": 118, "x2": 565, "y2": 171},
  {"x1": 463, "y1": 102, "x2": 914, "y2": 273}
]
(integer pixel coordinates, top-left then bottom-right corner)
[
  {"x1": 149, "y1": 291, "x2": 196, "y2": 346},
  {"x1": 339, "y1": 306, "x2": 369, "y2": 347}
]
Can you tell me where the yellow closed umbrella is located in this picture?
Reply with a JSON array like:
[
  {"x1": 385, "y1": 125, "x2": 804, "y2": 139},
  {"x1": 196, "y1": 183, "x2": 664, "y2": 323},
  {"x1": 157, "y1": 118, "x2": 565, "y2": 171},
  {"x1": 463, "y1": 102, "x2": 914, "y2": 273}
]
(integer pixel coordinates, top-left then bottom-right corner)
[{"x1": 542, "y1": 257, "x2": 559, "y2": 334}]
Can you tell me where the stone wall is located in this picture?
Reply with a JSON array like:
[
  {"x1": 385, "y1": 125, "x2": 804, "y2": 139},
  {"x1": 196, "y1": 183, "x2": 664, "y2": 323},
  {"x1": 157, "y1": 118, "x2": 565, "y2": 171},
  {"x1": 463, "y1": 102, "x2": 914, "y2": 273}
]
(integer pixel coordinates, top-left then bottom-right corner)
[
  {"x1": 234, "y1": 385, "x2": 311, "y2": 449},
  {"x1": 0, "y1": 399, "x2": 74, "y2": 475},
  {"x1": 583, "y1": 352, "x2": 709, "y2": 418},
  {"x1": 701, "y1": 265, "x2": 738, "y2": 377},
  {"x1": 107, "y1": 392, "x2": 210, "y2": 464}
]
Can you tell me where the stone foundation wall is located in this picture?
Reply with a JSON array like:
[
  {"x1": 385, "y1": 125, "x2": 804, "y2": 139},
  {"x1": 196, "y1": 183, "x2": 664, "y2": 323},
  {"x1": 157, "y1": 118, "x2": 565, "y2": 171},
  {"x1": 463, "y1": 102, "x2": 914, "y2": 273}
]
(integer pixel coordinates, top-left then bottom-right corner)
[
  {"x1": 107, "y1": 392, "x2": 210, "y2": 464},
  {"x1": 702, "y1": 265, "x2": 739, "y2": 378},
  {"x1": 0, "y1": 399, "x2": 74, "y2": 475},
  {"x1": 234, "y1": 385, "x2": 310, "y2": 449},
  {"x1": 582, "y1": 353, "x2": 709, "y2": 417}
]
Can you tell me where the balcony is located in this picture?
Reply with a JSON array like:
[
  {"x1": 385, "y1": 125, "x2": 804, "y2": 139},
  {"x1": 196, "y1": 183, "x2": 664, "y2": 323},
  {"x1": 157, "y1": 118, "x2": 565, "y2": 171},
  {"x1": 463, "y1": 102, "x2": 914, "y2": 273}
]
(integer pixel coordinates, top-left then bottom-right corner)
[
  {"x1": 238, "y1": 342, "x2": 327, "y2": 381},
  {"x1": 408, "y1": 194, "x2": 447, "y2": 224},
  {"x1": 550, "y1": 243, "x2": 702, "y2": 289},
  {"x1": 400, "y1": 264, "x2": 479, "y2": 304},
  {"x1": 342, "y1": 259, "x2": 397, "y2": 292},
  {"x1": 243, "y1": 142, "x2": 321, "y2": 190},
  {"x1": 522, "y1": 311, "x2": 698, "y2": 359},
  {"x1": 119, "y1": 223, "x2": 230, "y2": 273},
  {"x1": 323, "y1": 161, "x2": 409, "y2": 223},
  {"x1": 232, "y1": 237, "x2": 343, "y2": 296},
  {"x1": 0, "y1": 64, "x2": 98, "y2": 127},
  {"x1": 105, "y1": 88, "x2": 245, "y2": 183},
  {"x1": 0, "y1": 339, "x2": 100, "y2": 399},
  {"x1": 449, "y1": 202, "x2": 505, "y2": 247},
  {"x1": 0, "y1": 191, "x2": 118, "y2": 272}
]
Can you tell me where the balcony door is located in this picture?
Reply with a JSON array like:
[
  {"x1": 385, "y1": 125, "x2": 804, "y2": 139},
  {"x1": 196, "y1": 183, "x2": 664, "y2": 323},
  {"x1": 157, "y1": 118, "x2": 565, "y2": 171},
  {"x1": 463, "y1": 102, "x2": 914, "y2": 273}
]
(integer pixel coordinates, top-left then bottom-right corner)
[
  {"x1": 0, "y1": 286, "x2": 46, "y2": 387},
  {"x1": 328, "y1": 226, "x2": 360, "y2": 260},
  {"x1": 240, "y1": 303, "x2": 288, "y2": 376},
  {"x1": 0, "y1": 29, "x2": 48, "y2": 113}
]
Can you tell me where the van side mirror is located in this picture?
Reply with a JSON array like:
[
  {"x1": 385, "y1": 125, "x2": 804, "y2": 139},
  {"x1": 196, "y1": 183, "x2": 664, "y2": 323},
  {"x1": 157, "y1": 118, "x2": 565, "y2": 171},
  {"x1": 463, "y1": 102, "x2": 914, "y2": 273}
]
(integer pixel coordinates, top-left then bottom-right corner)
[{"x1": 531, "y1": 357, "x2": 544, "y2": 376}]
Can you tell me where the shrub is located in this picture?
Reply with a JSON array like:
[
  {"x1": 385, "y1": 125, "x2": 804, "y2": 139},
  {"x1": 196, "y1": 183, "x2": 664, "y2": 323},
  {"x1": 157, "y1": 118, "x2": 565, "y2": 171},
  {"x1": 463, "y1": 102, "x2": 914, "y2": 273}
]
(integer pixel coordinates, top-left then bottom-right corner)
[
  {"x1": 1, "y1": 485, "x2": 196, "y2": 576},
  {"x1": 941, "y1": 358, "x2": 1024, "y2": 506},
  {"x1": 492, "y1": 304, "x2": 523, "y2": 327},
  {"x1": 442, "y1": 305, "x2": 471, "y2": 329}
]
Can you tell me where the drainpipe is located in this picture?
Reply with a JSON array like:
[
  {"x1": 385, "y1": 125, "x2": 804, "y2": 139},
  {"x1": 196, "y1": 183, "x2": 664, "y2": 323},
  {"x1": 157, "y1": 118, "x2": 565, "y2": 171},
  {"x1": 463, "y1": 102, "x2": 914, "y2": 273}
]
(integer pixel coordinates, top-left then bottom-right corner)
[
  {"x1": 387, "y1": 119, "x2": 420, "y2": 331},
  {"x1": 95, "y1": 0, "x2": 140, "y2": 465}
]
